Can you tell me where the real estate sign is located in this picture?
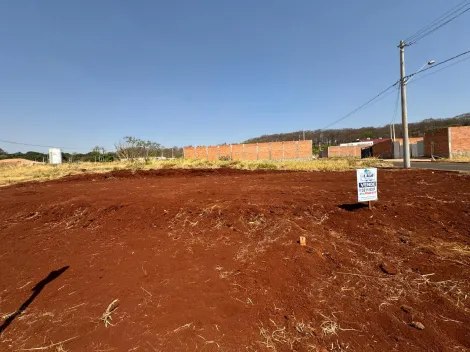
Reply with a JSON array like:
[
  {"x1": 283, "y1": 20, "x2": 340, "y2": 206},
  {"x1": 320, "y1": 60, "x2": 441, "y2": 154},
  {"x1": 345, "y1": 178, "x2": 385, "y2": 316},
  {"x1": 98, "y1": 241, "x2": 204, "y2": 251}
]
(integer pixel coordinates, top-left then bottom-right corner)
[{"x1": 356, "y1": 168, "x2": 378, "y2": 202}]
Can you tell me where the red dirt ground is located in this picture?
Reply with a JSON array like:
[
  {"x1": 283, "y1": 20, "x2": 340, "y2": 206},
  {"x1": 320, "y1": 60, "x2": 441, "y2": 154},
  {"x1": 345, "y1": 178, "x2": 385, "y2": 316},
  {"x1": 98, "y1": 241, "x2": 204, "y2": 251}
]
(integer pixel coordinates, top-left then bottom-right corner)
[{"x1": 0, "y1": 168, "x2": 469, "y2": 352}]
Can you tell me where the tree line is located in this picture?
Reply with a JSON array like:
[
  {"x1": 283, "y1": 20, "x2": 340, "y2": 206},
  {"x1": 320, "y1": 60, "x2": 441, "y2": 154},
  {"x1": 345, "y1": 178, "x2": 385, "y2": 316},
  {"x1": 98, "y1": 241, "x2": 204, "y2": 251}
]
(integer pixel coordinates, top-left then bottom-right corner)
[
  {"x1": 244, "y1": 113, "x2": 470, "y2": 146},
  {"x1": 114, "y1": 136, "x2": 183, "y2": 161},
  {"x1": 1, "y1": 114, "x2": 468, "y2": 162},
  {"x1": 0, "y1": 137, "x2": 184, "y2": 162}
]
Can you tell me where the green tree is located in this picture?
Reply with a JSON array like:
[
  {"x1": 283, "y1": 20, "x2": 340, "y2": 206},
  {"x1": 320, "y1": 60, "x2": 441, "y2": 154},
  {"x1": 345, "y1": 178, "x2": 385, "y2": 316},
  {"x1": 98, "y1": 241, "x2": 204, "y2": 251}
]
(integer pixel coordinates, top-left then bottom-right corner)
[
  {"x1": 115, "y1": 137, "x2": 162, "y2": 161},
  {"x1": 91, "y1": 146, "x2": 107, "y2": 162},
  {"x1": 360, "y1": 131, "x2": 375, "y2": 139},
  {"x1": 0, "y1": 148, "x2": 8, "y2": 159}
]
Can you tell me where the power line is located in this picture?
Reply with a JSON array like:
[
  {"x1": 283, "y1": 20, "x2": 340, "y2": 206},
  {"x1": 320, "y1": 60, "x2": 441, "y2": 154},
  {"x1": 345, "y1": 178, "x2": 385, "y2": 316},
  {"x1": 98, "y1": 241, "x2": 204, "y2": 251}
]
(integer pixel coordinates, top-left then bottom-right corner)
[
  {"x1": 407, "y1": 55, "x2": 470, "y2": 85},
  {"x1": 404, "y1": 49, "x2": 470, "y2": 80},
  {"x1": 404, "y1": 0, "x2": 470, "y2": 42},
  {"x1": 0, "y1": 139, "x2": 83, "y2": 150},
  {"x1": 390, "y1": 86, "x2": 400, "y2": 125},
  {"x1": 408, "y1": 8, "x2": 470, "y2": 45},
  {"x1": 320, "y1": 81, "x2": 399, "y2": 131},
  {"x1": 319, "y1": 49, "x2": 470, "y2": 132},
  {"x1": 404, "y1": 0, "x2": 470, "y2": 45},
  {"x1": 364, "y1": 85, "x2": 401, "y2": 109}
]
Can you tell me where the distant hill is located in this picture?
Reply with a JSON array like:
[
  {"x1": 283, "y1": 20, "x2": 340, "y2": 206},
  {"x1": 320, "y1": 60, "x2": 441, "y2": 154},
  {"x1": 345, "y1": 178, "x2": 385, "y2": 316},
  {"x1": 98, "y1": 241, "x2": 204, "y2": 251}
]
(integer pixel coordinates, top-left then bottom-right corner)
[{"x1": 244, "y1": 113, "x2": 470, "y2": 146}]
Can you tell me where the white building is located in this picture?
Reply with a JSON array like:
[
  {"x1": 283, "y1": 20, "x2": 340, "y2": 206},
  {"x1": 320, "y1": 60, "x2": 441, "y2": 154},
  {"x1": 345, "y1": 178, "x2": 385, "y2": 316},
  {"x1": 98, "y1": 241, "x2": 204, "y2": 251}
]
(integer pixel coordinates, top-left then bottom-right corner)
[{"x1": 48, "y1": 148, "x2": 62, "y2": 164}]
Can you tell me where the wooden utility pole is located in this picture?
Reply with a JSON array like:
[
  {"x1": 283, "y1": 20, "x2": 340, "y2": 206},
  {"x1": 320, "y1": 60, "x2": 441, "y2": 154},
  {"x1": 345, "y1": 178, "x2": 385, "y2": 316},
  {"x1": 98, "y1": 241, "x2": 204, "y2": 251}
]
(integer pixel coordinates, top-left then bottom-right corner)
[{"x1": 399, "y1": 40, "x2": 411, "y2": 168}]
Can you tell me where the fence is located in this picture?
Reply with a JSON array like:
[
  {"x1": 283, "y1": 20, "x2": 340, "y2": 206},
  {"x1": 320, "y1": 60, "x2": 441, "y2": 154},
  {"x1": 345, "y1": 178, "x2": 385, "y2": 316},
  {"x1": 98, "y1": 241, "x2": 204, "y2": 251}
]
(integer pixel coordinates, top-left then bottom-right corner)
[{"x1": 184, "y1": 140, "x2": 312, "y2": 161}]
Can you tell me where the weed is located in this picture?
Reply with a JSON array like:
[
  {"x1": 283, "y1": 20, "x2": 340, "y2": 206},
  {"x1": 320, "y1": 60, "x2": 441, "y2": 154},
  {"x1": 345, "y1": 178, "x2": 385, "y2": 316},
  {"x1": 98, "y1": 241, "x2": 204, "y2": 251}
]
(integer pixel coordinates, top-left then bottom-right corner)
[{"x1": 100, "y1": 299, "x2": 119, "y2": 327}]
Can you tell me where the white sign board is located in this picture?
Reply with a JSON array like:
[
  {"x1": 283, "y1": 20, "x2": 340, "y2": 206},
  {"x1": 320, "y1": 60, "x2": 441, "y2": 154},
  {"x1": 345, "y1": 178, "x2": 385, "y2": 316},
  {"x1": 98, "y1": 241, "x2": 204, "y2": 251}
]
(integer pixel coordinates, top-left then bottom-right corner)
[
  {"x1": 356, "y1": 168, "x2": 378, "y2": 202},
  {"x1": 48, "y1": 148, "x2": 62, "y2": 165}
]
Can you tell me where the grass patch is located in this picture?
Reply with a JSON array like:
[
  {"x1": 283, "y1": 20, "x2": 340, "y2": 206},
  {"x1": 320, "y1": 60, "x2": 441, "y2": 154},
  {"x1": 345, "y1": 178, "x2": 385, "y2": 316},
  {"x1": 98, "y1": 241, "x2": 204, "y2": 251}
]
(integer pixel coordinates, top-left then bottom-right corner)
[
  {"x1": 0, "y1": 158, "x2": 392, "y2": 186},
  {"x1": 439, "y1": 155, "x2": 470, "y2": 163}
]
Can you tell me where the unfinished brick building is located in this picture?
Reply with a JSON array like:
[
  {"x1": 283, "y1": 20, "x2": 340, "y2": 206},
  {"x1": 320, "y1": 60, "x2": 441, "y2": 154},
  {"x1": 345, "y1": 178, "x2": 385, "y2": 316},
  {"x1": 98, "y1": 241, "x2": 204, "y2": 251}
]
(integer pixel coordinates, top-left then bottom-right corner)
[
  {"x1": 424, "y1": 126, "x2": 470, "y2": 158},
  {"x1": 184, "y1": 140, "x2": 312, "y2": 161},
  {"x1": 325, "y1": 137, "x2": 425, "y2": 159}
]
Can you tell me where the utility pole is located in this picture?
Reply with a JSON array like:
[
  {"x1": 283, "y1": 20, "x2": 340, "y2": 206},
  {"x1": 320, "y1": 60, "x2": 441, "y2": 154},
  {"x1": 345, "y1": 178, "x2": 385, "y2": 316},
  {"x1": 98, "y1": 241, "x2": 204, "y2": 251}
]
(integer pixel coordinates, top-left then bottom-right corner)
[
  {"x1": 399, "y1": 40, "x2": 410, "y2": 168},
  {"x1": 303, "y1": 130, "x2": 305, "y2": 140}
]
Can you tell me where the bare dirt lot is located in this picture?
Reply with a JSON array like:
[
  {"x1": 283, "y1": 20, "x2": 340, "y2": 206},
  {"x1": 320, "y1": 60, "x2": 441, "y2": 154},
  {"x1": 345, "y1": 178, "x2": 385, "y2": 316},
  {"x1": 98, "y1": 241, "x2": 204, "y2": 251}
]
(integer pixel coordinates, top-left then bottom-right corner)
[{"x1": 0, "y1": 169, "x2": 469, "y2": 352}]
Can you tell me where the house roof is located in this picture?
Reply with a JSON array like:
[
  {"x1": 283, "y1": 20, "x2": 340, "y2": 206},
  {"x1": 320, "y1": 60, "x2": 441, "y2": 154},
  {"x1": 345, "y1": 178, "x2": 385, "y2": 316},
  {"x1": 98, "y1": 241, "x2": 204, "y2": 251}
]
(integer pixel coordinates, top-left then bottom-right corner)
[{"x1": 359, "y1": 138, "x2": 391, "y2": 144}]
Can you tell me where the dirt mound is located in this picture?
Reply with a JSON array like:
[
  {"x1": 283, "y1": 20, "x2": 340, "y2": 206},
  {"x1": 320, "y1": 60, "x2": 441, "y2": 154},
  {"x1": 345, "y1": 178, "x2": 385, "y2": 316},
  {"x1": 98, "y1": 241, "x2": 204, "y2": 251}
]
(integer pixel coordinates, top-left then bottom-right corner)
[{"x1": 0, "y1": 169, "x2": 469, "y2": 351}]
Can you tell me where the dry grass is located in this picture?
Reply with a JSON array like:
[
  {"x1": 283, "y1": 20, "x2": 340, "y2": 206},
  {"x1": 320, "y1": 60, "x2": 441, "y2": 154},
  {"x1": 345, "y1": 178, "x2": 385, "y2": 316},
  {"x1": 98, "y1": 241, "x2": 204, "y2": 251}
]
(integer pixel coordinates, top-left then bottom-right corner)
[
  {"x1": 100, "y1": 299, "x2": 119, "y2": 327},
  {"x1": 19, "y1": 336, "x2": 78, "y2": 351},
  {"x1": 173, "y1": 322, "x2": 193, "y2": 333},
  {"x1": 258, "y1": 321, "x2": 301, "y2": 350},
  {"x1": 0, "y1": 158, "x2": 392, "y2": 186},
  {"x1": 451, "y1": 244, "x2": 470, "y2": 256},
  {"x1": 439, "y1": 155, "x2": 470, "y2": 163},
  {"x1": 0, "y1": 162, "x2": 123, "y2": 186}
]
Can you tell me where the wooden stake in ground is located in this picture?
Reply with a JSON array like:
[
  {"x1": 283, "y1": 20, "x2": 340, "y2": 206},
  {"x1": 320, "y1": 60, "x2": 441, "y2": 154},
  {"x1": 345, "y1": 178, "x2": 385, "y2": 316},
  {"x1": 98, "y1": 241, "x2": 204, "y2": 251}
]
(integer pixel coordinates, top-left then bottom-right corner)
[{"x1": 299, "y1": 236, "x2": 307, "y2": 246}]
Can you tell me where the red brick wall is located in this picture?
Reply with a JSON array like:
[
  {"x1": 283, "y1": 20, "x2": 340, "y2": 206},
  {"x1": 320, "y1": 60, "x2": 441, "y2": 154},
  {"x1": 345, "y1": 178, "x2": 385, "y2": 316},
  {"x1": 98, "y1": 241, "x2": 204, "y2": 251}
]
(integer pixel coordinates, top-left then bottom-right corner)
[
  {"x1": 283, "y1": 141, "x2": 297, "y2": 159},
  {"x1": 372, "y1": 139, "x2": 393, "y2": 158},
  {"x1": 184, "y1": 141, "x2": 313, "y2": 161},
  {"x1": 195, "y1": 146, "x2": 207, "y2": 159},
  {"x1": 424, "y1": 128, "x2": 449, "y2": 157},
  {"x1": 207, "y1": 146, "x2": 219, "y2": 161},
  {"x1": 271, "y1": 142, "x2": 284, "y2": 160},
  {"x1": 219, "y1": 145, "x2": 231, "y2": 159},
  {"x1": 327, "y1": 146, "x2": 362, "y2": 157},
  {"x1": 450, "y1": 126, "x2": 470, "y2": 156},
  {"x1": 183, "y1": 147, "x2": 195, "y2": 160},
  {"x1": 298, "y1": 140, "x2": 312, "y2": 159},
  {"x1": 258, "y1": 143, "x2": 270, "y2": 160},
  {"x1": 231, "y1": 144, "x2": 243, "y2": 160},
  {"x1": 243, "y1": 144, "x2": 257, "y2": 160}
]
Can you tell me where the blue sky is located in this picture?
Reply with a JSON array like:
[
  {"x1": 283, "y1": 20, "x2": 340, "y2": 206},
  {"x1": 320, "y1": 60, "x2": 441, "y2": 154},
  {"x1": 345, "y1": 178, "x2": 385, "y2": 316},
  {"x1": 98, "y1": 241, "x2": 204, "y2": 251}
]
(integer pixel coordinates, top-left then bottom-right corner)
[{"x1": 1, "y1": 0, "x2": 469, "y2": 153}]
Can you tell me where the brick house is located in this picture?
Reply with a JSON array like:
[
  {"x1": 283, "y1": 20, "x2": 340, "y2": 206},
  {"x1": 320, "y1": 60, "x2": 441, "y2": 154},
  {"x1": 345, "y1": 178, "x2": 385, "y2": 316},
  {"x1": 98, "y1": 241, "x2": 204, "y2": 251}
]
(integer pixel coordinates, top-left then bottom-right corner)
[
  {"x1": 371, "y1": 137, "x2": 424, "y2": 159},
  {"x1": 424, "y1": 126, "x2": 470, "y2": 158}
]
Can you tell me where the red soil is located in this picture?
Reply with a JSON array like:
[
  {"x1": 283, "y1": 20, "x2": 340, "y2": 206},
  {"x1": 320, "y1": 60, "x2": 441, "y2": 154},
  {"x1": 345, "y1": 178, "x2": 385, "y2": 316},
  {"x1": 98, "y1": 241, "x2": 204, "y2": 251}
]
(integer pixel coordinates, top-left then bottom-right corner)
[{"x1": 0, "y1": 169, "x2": 469, "y2": 351}]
